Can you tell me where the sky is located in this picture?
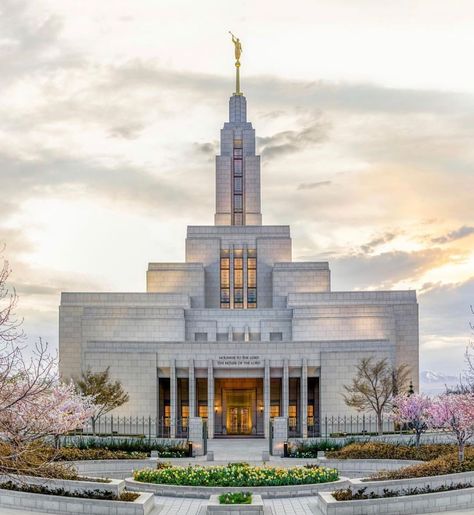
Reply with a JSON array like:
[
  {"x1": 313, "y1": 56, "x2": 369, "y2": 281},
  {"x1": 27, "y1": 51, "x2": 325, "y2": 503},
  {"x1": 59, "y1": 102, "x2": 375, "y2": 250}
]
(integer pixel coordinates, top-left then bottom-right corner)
[{"x1": 0, "y1": 0, "x2": 473, "y2": 378}]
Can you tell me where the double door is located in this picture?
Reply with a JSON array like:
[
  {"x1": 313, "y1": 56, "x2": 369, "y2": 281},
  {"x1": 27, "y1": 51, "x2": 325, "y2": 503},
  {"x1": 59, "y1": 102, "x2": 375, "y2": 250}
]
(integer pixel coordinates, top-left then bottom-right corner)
[{"x1": 227, "y1": 406, "x2": 251, "y2": 435}]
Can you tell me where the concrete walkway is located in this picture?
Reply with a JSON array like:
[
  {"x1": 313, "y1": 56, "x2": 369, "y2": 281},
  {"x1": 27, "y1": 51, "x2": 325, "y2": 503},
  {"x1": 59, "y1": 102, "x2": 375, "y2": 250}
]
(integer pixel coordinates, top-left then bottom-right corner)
[{"x1": 0, "y1": 494, "x2": 473, "y2": 515}]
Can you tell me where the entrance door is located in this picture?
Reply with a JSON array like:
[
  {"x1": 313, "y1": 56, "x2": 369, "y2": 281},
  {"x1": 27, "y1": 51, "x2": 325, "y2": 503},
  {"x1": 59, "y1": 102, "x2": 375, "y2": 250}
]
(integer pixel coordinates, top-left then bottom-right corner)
[{"x1": 227, "y1": 406, "x2": 252, "y2": 435}]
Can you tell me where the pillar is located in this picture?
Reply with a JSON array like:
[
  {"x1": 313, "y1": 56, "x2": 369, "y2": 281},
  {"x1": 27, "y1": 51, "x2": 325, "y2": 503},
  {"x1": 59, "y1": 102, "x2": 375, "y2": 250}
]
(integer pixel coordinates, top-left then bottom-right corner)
[
  {"x1": 301, "y1": 358, "x2": 308, "y2": 438},
  {"x1": 282, "y1": 359, "x2": 289, "y2": 418},
  {"x1": 264, "y1": 359, "x2": 270, "y2": 437},
  {"x1": 189, "y1": 359, "x2": 195, "y2": 417},
  {"x1": 207, "y1": 359, "x2": 214, "y2": 439},
  {"x1": 170, "y1": 359, "x2": 176, "y2": 438}
]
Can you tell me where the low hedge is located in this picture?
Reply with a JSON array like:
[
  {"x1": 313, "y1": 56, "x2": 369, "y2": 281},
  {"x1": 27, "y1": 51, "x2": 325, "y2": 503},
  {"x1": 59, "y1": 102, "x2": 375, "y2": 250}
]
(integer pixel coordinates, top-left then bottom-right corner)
[
  {"x1": 53, "y1": 447, "x2": 148, "y2": 461},
  {"x1": 219, "y1": 492, "x2": 252, "y2": 504},
  {"x1": 371, "y1": 448, "x2": 474, "y2": 480},
  {"x1": 326, "y1": 442, "x2": 461, "y2": 461},
  {"x1": 62, "y1": 437, "x2": 188, "y2": 457},
  {"x1": 334, "y1": 482, "x2": 473, "y2": 501},
  {"x1": 0, "y1": 481, "x2": 138, "y2": 501},
  {"x1": 133, "y1": 462, "x2": 339, "y2": 487},
  {"x1": 290, "y1": 440, "x2": 346, "y2": 458}
]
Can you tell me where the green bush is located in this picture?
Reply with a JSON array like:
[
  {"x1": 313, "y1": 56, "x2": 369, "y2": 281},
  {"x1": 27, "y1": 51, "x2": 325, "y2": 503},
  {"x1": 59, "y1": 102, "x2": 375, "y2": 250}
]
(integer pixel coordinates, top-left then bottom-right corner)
[
  {"x1": 219, "y1": 492, "x2": 252, "y2": 504},
  {"x1": 54, "y1": 448, "x2": 148, "y2": 461},
  {"x1": 290, "y1": 439, "x2": 347, "y2": 458},
  {"x1": 61, "y1": 437, "x2": 188, "y2": 457},
  {"x1": 326, "y1": 442, "x2": 461, "y2": 461},
  {"x1": 133, "y1": 462, "x2": 339, "y2": 487},
  {"x1": 333, "y1": 482, "x2": 473, "y2": 501},
  {"x1": 0, "y1": 481, "x2": 139, "y2": 501},
  {"x1": 371, "y1": 448, "x2": 474, "y2": 480}
]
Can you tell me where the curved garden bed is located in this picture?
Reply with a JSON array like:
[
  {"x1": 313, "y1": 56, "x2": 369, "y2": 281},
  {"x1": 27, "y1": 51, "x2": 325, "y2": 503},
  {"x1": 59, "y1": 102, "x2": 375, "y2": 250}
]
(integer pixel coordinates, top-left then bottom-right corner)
[
  {"x1": 312, "y1": 485, "x2": 474, "y2": 515},
  {"x1": 128, "y1": 462, "x2": 344, "y2": 498},
  {"x1": 125, "y1": 476, "x2": 349, "y2": 499},
  {"x1": 0, "y1": 485, "x2": 156, "y2": 515}
]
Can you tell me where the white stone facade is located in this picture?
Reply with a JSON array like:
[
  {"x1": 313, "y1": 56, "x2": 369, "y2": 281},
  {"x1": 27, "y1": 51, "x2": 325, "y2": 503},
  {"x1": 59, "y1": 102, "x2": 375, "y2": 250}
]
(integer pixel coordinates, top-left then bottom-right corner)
[{"x1": 59, "y1": 91, "x2": 419, "y2": 439}]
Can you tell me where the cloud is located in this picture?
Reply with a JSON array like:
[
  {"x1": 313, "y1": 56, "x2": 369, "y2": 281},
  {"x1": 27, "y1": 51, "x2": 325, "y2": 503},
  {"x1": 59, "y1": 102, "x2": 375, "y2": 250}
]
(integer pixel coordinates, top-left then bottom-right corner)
[
  {"x1": 432, "y1": 226, "x2": 474, "y2": 244},
  {"x1": 328, "y1": 248, "x2": 457, "y2": 291},
  {"x1": 257, "y1": 119, "x2": 330, "y2": 160},
  {"x1": 297, "y1": 180, "x2": 332, "y2": 190},
  {"x1": 360, "y1": 232, "x2": 399, "y2": 253}
]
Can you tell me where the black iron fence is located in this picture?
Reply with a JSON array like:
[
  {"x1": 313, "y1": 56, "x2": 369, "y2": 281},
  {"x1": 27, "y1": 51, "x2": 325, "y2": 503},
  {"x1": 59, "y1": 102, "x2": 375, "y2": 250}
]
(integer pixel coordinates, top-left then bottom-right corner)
[
  {"x1": 72, "y1": 416, "x2": 190, "y2": 439},
  {"x1": 289, "y1": 415, "x2": 397, "y2": 438}
]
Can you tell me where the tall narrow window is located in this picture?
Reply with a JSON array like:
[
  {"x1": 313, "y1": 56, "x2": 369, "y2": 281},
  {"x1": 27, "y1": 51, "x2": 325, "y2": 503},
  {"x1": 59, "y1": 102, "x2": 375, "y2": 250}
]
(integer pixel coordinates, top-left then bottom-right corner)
[
  {"x1": 220, "y1": 250, "x2": 230, "y2": 309},
  {"x1": 247, "y1": 249, "x2": 257, "y2": 308},
  {"x1": 232, "y1": 138, "x2": 243, "y2": 225},
  {"x1": 233, "y1": 250, "x2": 243, "y2": 308}
]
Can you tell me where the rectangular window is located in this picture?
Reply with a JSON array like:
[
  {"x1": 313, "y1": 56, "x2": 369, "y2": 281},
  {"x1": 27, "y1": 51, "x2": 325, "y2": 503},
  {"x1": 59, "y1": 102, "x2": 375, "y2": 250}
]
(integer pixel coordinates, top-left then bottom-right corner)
[
  {"x1": 247, "y1": 288, "x2": 257, "y2": 303},
  {"x1": 233, "y1": 160, "x2": 242, "y2": 175},
  {"x1": 233, "y1": 213, "x2": 243, "y2": 225},
  {"x1": 247, "y1": 257, "x2": 256, "y2": 269},
  {"x1": 194, "y1": 332, "x2": 208, "y2": 342},
  {"x1": 270, "y1": 331, "x2": 283, "y2": 341},
  {"x1": 220, "y1": 269, "x2": 230, "y2": 288},
  {"x1": 247, "y1": 269, "x2": 256, "y2": 288},
  {"x1": 270, "y1": 405, "x2": 280, "y2": 418},
  {"x1": 198, "y1": 405, "x2": 208, "y2": 419},
  {"x1": 234, "y1": 177, "x2": 242, "y2": 193},
  {"x1": 234, "y1": 195, "x2": 242, "y2": 211},
  {"x1": 221, "y1": 257, "x2": 230, "y2": 269},
  {"x1": 234, "y1": 257, "x2": 243, "y2": 269},
  {"x1": 234, "y1": 148, "x2": 243, "y2": 157},
  {"x1": 220, "y1": 288, "x2": 230, "y2": 303},
  {"x1": 234, "y1": 288, "x2": 243, "y2": 303},
  {"x1": 234, "y1": 269, "x2": 243, "y2": 288},
  {"x1": 234, "y1": 139, "x2": 242, "y2": 148}
]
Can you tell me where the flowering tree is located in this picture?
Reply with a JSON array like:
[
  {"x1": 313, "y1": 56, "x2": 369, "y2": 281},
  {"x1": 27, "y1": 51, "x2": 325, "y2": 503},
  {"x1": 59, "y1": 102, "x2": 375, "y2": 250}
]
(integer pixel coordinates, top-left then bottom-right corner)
[
  {"x1": 392, "y1": 394, "x2": 433, "y2": 446},
  {"x1": 429, "y1": 393, "x2": 474, "y2": 461}
]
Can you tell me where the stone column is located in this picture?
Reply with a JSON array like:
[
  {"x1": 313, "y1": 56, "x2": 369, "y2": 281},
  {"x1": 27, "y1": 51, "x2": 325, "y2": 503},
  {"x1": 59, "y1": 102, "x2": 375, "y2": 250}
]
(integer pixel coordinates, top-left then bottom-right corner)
[
  {"x1": 264, "y1": 360, "x2": 270, "y2": 438},
  {"x1": 282, "y1": 359, "x2": 289, "y2": 418},
  {"x1": 170, "y1": 359, "x2": 177, "y2": 438},
  {"x1": 207, "y1": 360, "x2": 214, "y2": 439},
  {"x1": 189, "y1": 359, "x2": 195, "y2": 417},
  {"x1": 301, "y1": 358, "x2": 308, "y2": 438}
]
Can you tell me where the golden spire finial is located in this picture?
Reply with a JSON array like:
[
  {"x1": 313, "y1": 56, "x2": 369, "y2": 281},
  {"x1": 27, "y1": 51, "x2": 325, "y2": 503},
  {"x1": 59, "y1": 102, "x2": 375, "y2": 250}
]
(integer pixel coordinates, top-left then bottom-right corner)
[{"x1": 229, "y1": 31, "x2": 243, "y2": 96}]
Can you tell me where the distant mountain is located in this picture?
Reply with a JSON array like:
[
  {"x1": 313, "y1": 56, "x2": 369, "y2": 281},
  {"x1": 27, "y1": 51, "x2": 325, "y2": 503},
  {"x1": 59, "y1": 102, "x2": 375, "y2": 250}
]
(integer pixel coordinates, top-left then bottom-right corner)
[
  {"x1": 420, "y1": 370, "x2": 459, "y2": 384},
  {"x1": 419, "y1": 370, "x2": 460, "y2": 395}
]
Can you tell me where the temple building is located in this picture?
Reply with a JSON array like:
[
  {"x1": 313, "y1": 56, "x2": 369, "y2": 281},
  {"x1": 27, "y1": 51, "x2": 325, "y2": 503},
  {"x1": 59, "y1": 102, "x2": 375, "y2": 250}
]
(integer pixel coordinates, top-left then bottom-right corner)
[{"x1": 59, "y1": 44, "x2": 419, "y2": 439}]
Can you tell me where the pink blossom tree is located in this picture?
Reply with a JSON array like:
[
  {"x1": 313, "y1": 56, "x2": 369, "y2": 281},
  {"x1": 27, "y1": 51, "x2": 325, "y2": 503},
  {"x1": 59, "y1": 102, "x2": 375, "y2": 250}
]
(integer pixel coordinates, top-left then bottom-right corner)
[
  {"x1": 0, "y1": 381, "x2": 95, "y2": 452},
  {"x1": 392, "y1": 394, "x2": 433, "y2": 446},
  {"x1": 429, "y1": 393, "x2": 474, "y2": 462}
]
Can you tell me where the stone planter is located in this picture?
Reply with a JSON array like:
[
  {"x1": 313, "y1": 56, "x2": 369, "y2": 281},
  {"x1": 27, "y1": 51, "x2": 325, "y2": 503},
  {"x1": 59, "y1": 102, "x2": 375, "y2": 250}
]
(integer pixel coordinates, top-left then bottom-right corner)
[
  {"x1": 207, "y1": 494, "x2": 264, "y2": 514},
  {"x1": 310, "y1": 487, "x2": 474, "y2": 515},
  {"x1": 0, "y1": 473, "x2": 125, "y2": 496},
  {"x1": 0, "y1": 488, "x2": 158, "y2": 515},
  {"x1": 125, "y1": 476, "x2": 349, "y2": 498}
]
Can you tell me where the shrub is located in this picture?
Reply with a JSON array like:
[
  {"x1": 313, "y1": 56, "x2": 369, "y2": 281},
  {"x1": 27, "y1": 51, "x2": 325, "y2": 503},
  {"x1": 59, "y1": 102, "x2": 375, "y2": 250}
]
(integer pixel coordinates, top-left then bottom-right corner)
[
  {"x1": 326, "y1": 442, "x2": 461, "y2": 461},
  {"x1": 0, "y1": 481, "x2": 139, "y2": 501},
  {"x1": 133, "y1": 462, "x2": 339, "y2": 487},
  {"x1": 333, "y1": 482, "x2": 473, "y2": 501},
  {"x1": 61, "y1": 437, "x2": 188, "y2": 457},
  {"x1": 371, "y1": 447, "x2": 474, "y2": 480},
  {"x1": 290, "y1": 439, "x2": 346, "y2": 458},
  {"x1": 0, "y1": 443, "x2": 78, "y2": 480},
  {"x1": 219, "y1": 492, "x2": 252, "y2": 504},
  {"x1": 54, "y1": 447, "x2": 148, "y2": 461}
]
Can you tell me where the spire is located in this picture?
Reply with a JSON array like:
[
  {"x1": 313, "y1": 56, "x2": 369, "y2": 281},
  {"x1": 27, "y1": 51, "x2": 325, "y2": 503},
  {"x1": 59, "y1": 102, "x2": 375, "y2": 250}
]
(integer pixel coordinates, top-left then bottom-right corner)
[{"x1": 229, "y1": 31, "x2": 243, "y2": 96}]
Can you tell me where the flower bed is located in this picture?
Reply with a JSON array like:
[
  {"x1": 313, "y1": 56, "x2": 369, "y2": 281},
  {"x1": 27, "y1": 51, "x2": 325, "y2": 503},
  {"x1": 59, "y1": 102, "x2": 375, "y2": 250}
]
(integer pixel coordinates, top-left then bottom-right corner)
[
  {"x1": 326, "y1": 442, "x2": 462, "y2": 461},
  {"x1": 133, "y1": 462, "x2": 339, "y2": 487},
  {"x1": 0, "y1": 481, "x2": 137, "y2": 501},
  {"x1": 219, "y1": 492, "x2": 251, "y2": 504},
  {"x1": 333, "y1": 482, "x2": 472, "y2": 500},
  {"x1": 54, "y1": 447, "x2": 149, "y2": 461},
  {"x1": 370, "y1": 447, "x2": 474, "y2": 480}
]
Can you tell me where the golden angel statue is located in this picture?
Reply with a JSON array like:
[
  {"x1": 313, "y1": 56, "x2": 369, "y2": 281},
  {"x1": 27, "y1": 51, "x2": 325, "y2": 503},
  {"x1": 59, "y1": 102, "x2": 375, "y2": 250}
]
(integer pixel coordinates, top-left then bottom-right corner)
[{"x1": 229, "y1": 31, "x2": 242, "y2": 61}]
